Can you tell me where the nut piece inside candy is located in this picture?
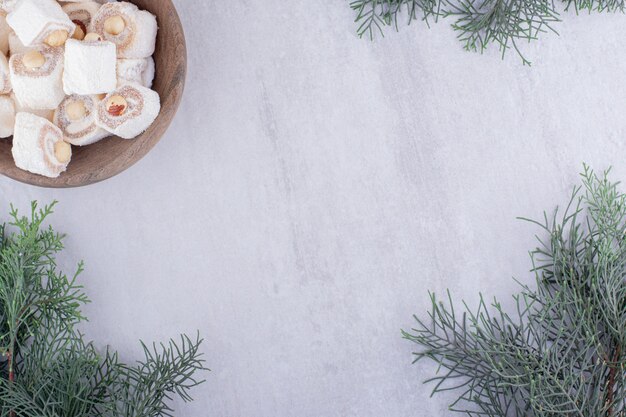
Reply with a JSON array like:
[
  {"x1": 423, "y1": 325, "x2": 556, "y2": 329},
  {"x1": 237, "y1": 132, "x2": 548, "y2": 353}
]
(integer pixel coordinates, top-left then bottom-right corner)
[
  {"x1": 72, "y1": 20, "x2": 87, "y2": 40},
  {"x1": 83, "y1": 32, "x2": 103, "y2": 42},
  {"x1": 104, "y1": 15, "x2": 126, "y2": 35},
  {"x1": 23, "y1": 51, "x2": 45, "y2": 69},
  {"x1": 45, "y1": 30, "x2": 69, "y2": 47},
  {"x1": 54, "y1": 141, "x2": 71, "y2": 164},
  {"x1": 66, "y1": 101, "x2": 86, "y2": 121},
  {"x1": 106, "y1": 95, "x2": 127, "y2": 116}
]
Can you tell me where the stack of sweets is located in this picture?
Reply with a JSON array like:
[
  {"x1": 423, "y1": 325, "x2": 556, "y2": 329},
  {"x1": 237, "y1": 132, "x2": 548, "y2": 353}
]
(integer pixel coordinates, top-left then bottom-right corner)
[{"x1": 0, "y1": 0, "x2": 161, "y2": 178}]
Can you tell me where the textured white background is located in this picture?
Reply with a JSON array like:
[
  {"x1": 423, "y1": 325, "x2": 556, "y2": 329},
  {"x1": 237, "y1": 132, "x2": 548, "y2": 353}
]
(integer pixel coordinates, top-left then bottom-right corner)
[{"x1": 1, "y1": 1, "x2": 626, "y2": 416}]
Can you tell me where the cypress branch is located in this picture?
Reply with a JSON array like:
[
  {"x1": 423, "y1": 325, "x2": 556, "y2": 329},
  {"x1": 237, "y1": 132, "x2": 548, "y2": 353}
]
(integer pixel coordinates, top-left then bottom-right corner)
[
  {"x1": 404, "y1": 165, "x2": 626, "y2": 416},
  {"x1": 0, "y1": 201, "x2": 208, "y2": 417},
  {"x1": 350, "y1": 0, "x2": 624, "y2": 64}
]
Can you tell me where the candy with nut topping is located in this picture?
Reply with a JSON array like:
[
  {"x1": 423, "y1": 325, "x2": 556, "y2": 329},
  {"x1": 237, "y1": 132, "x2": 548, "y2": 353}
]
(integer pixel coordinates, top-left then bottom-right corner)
[
  {"x1": 92, "y1": 2, "x2": 157, "y2": 59},
  {"x1": 10, "y1": 47, "x2": 65, "y2": 110},
  {"x1": 96, "y1": 83, "x2": 160, "y2": 139},
  {"x1": 12, "y1": 112, "x2": 71, "y2": 178},
  {"x1": 7, "y1": 0, "x2": 75, "y2": 47},
  {"x1": 54, "y1": 94, "x2": 109, "y2": 146}
]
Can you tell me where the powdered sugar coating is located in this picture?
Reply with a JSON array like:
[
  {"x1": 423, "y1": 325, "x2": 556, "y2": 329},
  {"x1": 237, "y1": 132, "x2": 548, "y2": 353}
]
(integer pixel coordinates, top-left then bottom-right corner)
[
  {"x1": 96, "y1": 83, "x2": 160, "y2": 139},
  {"x1": 63, "y1": 38, "x2": 117, "y2": 95},
  {"x1": 97, "y1": 84, "x2": 144, "y2": 130},
  {"x1": 12, "y1": 112, "x2": 69, "y2": 178},
  {"x1": 54, "y1": 94, "x2": 109, "y2": 146},
  {"x1": 7, "y1": 0, "x2": 75, "y2": 47},
  {"x1": 92, "y1": 3, "x2": 137, "y2": 54},
  {"x1": 11, "y1": 45, "x2": 62, "y2": 78},
  {"x1": 10, "y1": 46, "x2": 65, "y2": 110},
  {"x1": 92, "y1": 1, "x2": 157, "y2": 58}
]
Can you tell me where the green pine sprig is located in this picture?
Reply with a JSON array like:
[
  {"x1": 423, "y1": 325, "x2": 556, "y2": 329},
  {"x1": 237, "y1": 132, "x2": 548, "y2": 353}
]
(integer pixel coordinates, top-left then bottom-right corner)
[
  {"x1": 350, "y1": 0, "x2": 624, "y2": 64},
  {"x1": 403, "y1": 165, "x2": 626, "y2": 416},
  {"x1": 0, "y1": 201, "x2": 208, "y2": 417}
]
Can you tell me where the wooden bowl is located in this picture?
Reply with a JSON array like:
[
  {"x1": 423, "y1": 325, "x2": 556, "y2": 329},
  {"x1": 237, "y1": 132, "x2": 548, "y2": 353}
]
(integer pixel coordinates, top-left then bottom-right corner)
[{"x1": 0, "y1": 0, "x2": 187, "y2": 188}]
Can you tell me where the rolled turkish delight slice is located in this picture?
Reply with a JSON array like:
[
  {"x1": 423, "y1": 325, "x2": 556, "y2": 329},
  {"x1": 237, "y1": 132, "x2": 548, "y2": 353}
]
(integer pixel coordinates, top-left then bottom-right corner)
[
  {"x1": 0, "y1": 14, "x2": 10, "y2": 55},
  {"x1": 10, "y1": 47, "x2": 65, "y2": 110},
  {"x1": 62, "y1": 1, "x2": 103, "y2": 40},
  {"x1": 92, "y1": 2, "x2": 157, "y2": 59},
  {"x1": 12, "y1": 112, "x2": 71, "y2": 178},
  {"x1": 54, "y1": 94, "x2": 109, "y2": 146},
  {"x1": 7, "y1": 0, "x2": 75, "y2": 47},
  {"x1": 117, "y1": 57, "x2": 154, "y2": 88},
  {"x1": 96, "y1": 83, "x2": 160, "y2": 139},
  {"x1": 0, "y1": 53, "x2": 11, "y2": 95},
  {"x1": 0, "y1": 95, "x2": 15, "y2": 138},
  {"x1": 63, "y1": 38, "x2": 117, "y2": 95}
]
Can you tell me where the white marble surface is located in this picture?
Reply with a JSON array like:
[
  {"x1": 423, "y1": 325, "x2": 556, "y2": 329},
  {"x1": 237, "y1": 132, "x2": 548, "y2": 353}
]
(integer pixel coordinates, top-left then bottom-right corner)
[{"x1": 2, "y1": 1, "x2": 626, "y2": 416}]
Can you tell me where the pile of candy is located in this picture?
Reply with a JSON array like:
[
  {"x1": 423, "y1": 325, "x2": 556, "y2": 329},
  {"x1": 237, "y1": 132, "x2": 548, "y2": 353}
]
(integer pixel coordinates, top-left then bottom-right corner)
[{"x1": 0, "y1": 0, "x2": 160, "y2": 178}]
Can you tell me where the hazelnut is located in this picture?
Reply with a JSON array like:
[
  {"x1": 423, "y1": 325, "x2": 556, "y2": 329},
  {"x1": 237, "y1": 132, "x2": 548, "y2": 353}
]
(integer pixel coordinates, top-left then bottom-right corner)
[
  {"x1": 22, "y1": 51, "x2": 45, "y2": 69},
  {"x1": 54, "y1": 141, "x2": 71, "y2": 164},
  {"x1": 83, "y1": 32, "x2": 103, "y2": 42},
  {"x1": 72, "y1": 20, "x2": 87, "y2": 40},
  {"x1": 66, "y1": 101, "x2": 86, "y2": 121},
  {"x1": 106, "y1": 95, "x2": 127, "y2": 116},
  {"x1": 45, "y1": 30, "x2": 69, "y2": 47},
  {"x1": 104, "y1": 15, "x2": 126, "y2": 35}
]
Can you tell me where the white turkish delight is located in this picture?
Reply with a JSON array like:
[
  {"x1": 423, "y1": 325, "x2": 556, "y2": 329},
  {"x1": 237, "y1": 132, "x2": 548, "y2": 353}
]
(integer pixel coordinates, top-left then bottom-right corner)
[
  {"x1": 92, "y1": 2, "x2": 157, "y2": 59},
  {"x1": 96, "y1": 83, "x2": 160, "y2": 139},
  {"x1": 12, "y1": 112, "x2": 71, "y2": 178},
  {"x1": 7, "y1": 0, "x2": 75, "y2": 47},
  {"x1": 63, "y1": 38, "x2": 117, "y2": 95},
  {"x1": 54, "y1": 94, "x2": 110, "y2": 146},
  {"x1": 10, "y1": 47, "x2": 65, "y2": 110}
]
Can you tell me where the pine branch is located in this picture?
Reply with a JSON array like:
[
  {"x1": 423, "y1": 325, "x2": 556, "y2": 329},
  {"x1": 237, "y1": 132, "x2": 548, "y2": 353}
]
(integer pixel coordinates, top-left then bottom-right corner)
[
  {"x1": 103, "y1": 333, "x2": 207, "y2": 417},
  {"x1": 350, "y1": 0, "x2": 441, "y2": 39},
  {"x1": 404, "y1": 166, "x2": 626, "y2": 416},
  {"x1": 0, "y1": 202, "x2": 208, "y2": 417},
  {"x1": 350, "y1": 0, "x2": 623, "y2": 64}
]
